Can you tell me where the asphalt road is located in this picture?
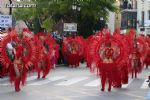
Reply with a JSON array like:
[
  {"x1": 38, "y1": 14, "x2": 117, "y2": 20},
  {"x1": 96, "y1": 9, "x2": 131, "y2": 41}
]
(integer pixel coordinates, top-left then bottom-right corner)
[{"x1": 0, "y1": 63, "x2": 150, "y2": 100}]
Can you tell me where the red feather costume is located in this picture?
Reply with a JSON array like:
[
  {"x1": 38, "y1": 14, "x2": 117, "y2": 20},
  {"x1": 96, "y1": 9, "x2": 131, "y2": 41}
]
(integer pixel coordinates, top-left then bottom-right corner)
[
  {"x1": 126, "y1": 30, "x2": 148, "y2": 78},
  {"x1": 144, "y1": 36, "x2": 150, "y2": 68},
  {"x1": 10, "y1": 44, "x2": 28, "y2": 92},
  {"x1": 0, "y1": 29, "x2": 36, "y2": 92},
  {"x1": 86, "y1": 30, "x2": 129, "y2": 92},
  {"x1": 35, "y1": 32, "x2": 58, "y2": 79},
  {"x1": 62, "y1": 36, "x2": 85, "y2": 67}
]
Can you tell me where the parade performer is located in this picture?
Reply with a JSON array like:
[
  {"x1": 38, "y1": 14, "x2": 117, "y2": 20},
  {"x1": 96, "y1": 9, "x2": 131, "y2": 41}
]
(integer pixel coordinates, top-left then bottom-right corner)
[
  {"x1": 99, "y1": 41, "x2": 115, "y2": 91},
  {"x1": 9, "y1": 42, "x2": 27, "y2": 92},
  {"x1": 9, "y1": 31, "x2": 34, "y2": 92},
  {"x1": 62, "y1": 35, "x2": 85, "y2": 68},
  {"x1": 127, "y1": 30, "x2": 148, "y2": 79},
  {"x1": 112, "y1": 29, "x2": 130, "y2": 87},
  {"x1": 129, "y1": 37, "x2": 141, "y2": 78},
  {"x1": 86, "y1": 29, "x2": 128, "y2": 92},
  {"x1": 35, "y1": 32, "x2": 58, "y2": 79},
  {"x1": 68, "y1": 41, "x2": 79, "y2": 67},
  {"x1": 144, "y1": 35, "x2": 150, "y2": 69},
  {"x1": 40, "y1": 46, "x2": 51, "y2": 78},
  {"x1": 51, "y1": 45, "x2": 59, "y2": 69},
  {"x1": 0, "y1": 29, "x2": 35, "y2": 92}
]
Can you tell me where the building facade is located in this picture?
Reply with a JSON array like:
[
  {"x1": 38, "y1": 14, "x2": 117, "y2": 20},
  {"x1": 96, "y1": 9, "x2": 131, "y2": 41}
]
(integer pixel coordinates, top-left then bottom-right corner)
[
  {"x1": 0, "y1": 0, "x2": 10, "y2": 14},
  {"x1": 120, "y1": 0, "x2": 137, "y2": 32},
  {"x1": 137, "y1": 0, "x2": 150, "y2": 35},
  {"x1": 120, "y1": 0, "x2": 150, "y2": 35},
  {"x1": 107, "y1": 0, "x2": 121, "y2": 33}
]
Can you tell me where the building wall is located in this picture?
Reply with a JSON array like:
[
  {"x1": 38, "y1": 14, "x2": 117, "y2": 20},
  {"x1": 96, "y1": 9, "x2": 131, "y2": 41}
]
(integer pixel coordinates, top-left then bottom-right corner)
[
  {"x1": 0, "y1": 0, "x2": 10, "y2": 14},
  {"x1": 107, "y1": 12, "x2": 115, "y2": 33},
  {"x1": 107, "y1": 0, "x2": 121, "y2": 33},
  {"x1": 137, "y1": 0, "x2": 150, "y2": 35}
]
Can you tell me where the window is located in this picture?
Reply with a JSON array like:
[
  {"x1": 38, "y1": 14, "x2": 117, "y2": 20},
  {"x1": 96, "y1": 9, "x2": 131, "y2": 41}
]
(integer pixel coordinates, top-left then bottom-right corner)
[
  {"x1": 148, "y1": 10, "x2": 150, "y2": 20},
  {"x1": 141, "y1": 11, "x2": 144, "y2": 26}
]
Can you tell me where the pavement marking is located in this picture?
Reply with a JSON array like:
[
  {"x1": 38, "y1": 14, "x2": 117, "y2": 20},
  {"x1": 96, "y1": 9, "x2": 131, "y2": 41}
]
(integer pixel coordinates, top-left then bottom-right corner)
[
  {"x1": 28, "y1": 79, "x2": 51, "y2": 85},
  {"x1": 0, "y1": 77, "x2": 9, "y2": 82},
  {"x1": 147, "y1": 89, "x2": 150, "y2": 99},
  {"x1": 28, "y1": 76, "x2": 66, "y2": 85},
  {"x1": 49, "y1": 76, "x2": 66, "y2": 81},
  {"x1": 0, "y1": 75, "x2": 37, "y2": 82},
  {"x1": 122, "y1": 78, "x2": 134, "y2": 88},
  {"x1": 26, "y1": 76, "x2": 37, "y2": 81},
  {"x1": 120, "y1": 92, "x2": 146, "y2": 99},
  {"x1": 0, "y1": 76, "x2": 37, "y2": 86},
  {"x1": 0, "y1": 77, "x2": 11, "y2": 86},
  {"x1": 0, "y1": 82, "x2": 11, "y2": 86},
  {"x1": 56, "y1": 76, "x2": 88, "y2": 86},
  {"x1": 84, "y1": 79, "x2": 100, "y2": 87},
  {"x1": 56, "y1": 96, "x2": 72, "y2": 100},
  {"x1": 141, "y1": 79, "x2": 149, "y2": 89}
]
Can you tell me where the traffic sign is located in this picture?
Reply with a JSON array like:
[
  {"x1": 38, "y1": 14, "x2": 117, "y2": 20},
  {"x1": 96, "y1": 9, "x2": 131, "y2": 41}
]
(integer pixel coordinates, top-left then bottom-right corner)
[
  {"x1": 64, "y1": 23, "x2": 77, "y2": 32},
  {"x1": 0, "y1": 15, "x2": 12, "y2": 28}
]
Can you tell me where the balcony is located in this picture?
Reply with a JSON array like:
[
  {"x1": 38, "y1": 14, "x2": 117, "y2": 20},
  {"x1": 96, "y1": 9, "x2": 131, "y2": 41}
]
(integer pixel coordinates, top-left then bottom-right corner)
[{"x1": 120, "y1": 1, "x2": 137, "y2": 11}]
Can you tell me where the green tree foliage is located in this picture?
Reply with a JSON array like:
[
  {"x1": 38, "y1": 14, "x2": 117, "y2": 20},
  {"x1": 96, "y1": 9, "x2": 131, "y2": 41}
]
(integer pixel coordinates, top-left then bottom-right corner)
[
  {"x1": 13, "y1": 0, "x2": 117, "y2": 36},
  {"x1": 41, "y1": 18, "x2": 55, "y2": 32}
]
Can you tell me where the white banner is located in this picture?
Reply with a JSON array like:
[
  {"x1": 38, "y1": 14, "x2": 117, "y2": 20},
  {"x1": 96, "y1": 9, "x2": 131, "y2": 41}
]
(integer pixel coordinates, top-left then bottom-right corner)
[
  {"x1": 64, "y1": 23, "x2": 77, "y2": 32},
  {"x1": 0, "y1": 15, "x2": 12, "y2": 28}
]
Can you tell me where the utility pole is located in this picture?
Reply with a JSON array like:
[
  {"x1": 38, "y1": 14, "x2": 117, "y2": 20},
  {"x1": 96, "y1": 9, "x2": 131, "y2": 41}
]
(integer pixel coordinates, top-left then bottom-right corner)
[{"x1": 9, "y1": 0, "x2": 12, "y2": 15}]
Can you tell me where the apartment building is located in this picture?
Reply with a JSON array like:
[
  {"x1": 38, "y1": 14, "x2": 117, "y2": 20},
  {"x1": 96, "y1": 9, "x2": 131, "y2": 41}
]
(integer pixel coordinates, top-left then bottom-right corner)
[{"x1": 137, "y1": 0, "x2": 150, "y2": 35}]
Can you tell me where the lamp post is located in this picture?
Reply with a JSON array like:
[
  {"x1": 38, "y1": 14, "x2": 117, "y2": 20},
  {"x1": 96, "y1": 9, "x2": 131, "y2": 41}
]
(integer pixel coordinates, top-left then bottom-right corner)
[
  {"x1": 9, "y1": 0, "x2": 12, "y2": 15},
  {"x1": 71, "y1": 0, "x2": 80, "y2": 34},
  {"x1": 72, "y1": 1, "x2": 81, "y2": 22},
  {"x1": 99, "y1": 17, "x2": 105, "y2": 30}
]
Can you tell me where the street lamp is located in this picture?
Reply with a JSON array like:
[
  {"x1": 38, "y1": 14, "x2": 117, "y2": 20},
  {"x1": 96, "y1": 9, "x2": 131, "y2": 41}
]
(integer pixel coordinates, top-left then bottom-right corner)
[
  {"x1": 72, "y1": 3, "x2": 77, "y2": 11},
  {"x1": 72, "y1": 1, "x2": 81, "y2": 11},
  {"x1": 71, "y1": 0, "x2": 81, "y2": 34},
  {"x1": 71, "y1": 1, "x2": 81, "y2": 22},
  {"x1": 99, "y1": 17, "x2": 105, "y2": 30},
  {"x1": 100, "y1": 17, "x2": 104, "y2": 21}
]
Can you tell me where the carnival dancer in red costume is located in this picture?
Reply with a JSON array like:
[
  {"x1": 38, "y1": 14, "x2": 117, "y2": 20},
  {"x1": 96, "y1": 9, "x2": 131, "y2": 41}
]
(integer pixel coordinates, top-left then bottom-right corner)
[
  {"x1": 9, "y1": 42, "x2": 27, "y2": 92},
  {"x1": 0, "y1": 28, "x2": 36, "y2": 92},
  {"x1": 68, "y1": 41, "x2": 79, "y2": 67},
  {"x1": 36, "y1": 42, "x2": 51, "y2": 79},
  {"x1": 144, "y1": 35, "x2": 150, "y2": 69},
  {"x1": 35, "y1": 32, "x2": 57, "y2": 79},
  {"x1": 129, "y1": 37, "x2": 141, "y2": 78},
  {"x1": 99, "y1": 41, "x2": 115, "y2": 92},
  {"x1": 51, "y1": 45, "x2": 59, "y2": 69},
  {"x1": 37, "y1": 46, "x2": 52, "y2": 78},
  {"x1": 112, "y1": 29, "x2": 129, "y2": 88},
  {"x1": 62, "y1": 35, "x2": 85, "y2": 68},
  {"x1": 86, "y1": 29, "x2": 129, "y2": 92}
]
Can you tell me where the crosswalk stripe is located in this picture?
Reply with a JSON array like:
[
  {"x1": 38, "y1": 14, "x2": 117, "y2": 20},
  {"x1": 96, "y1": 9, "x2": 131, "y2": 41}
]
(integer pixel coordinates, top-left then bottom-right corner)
[
  {"x1": 56, "y1": 77, "x2": 88, "y2": 86},
  {"x1": 28, "y1": 79, "x2": 50, "y2": 86},
  {"x1": 0, "y1": 76, "x2": 37, "y2": 86},
  {"x1": 27, "y1": 76, "x2": 37, "y2": 81},
  {"x1": 49, "y1": 76, "x2": 66, "y2": 81},
  {"x1": 84, "y1": 79, "x2": 100, "y2": 87},
  {"x1": 0, "y1": 75, "x2": 149, "y2": 89},
  {"x1": 28, "y1": 76, "x2": 66, "y2": 85},
  {"x1": 122, "y1": 78, "x2": 134, "y2": 88},
  {"x1": 141, "y1": 79, "x2": 149, "y2": 89},
  {"x1": 0, "y1": 83, "x2": 11, "y2": 86},
  {"x1": 0, "y1": 75, "x2": 37, "y2": 83},
  {"x1": 0, "y1": 77, "x2": 9, "y2": 82},
  {"x1": 147, "y1": 89, "x2": 150, "y2": 99}
]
